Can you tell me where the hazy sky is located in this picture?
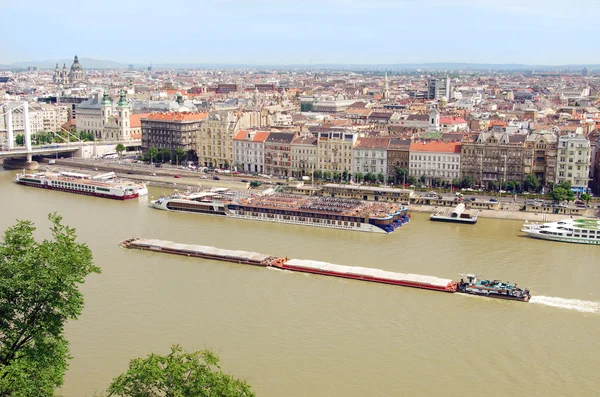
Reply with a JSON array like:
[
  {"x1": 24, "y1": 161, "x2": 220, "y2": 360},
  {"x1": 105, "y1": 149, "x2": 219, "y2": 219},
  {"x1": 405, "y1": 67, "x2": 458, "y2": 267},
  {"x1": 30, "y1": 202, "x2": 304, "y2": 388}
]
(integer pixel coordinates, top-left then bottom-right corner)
[{"x1": 2, "y1": 0, "x2": 599, "y2": 65}]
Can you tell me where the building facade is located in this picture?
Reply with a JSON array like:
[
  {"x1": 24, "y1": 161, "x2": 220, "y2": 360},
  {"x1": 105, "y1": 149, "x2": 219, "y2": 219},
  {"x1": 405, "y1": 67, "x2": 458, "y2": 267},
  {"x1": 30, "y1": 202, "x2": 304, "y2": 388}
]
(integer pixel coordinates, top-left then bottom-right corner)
[
  {"x1": 523, "y1": 130, "x2": 557, "y2": 187},
  {"x1": 556, "y1": 133, "x2": 591, "y2": 193},
  {"x1": 233, "y1": 130, "x2": 270, "y2": 174},
  {"x1": 387, "y1": 139, "x2": 411, "y2": 183},
  {"x1": 290, "y1": 133, "x2": 317, "y2": 177},
  {"x1": 409, "y1": 141, "x2": 461, "y2": 183},
  {"x1": 141, "y1": 112, "x2": 207, "y2": 154},
  {"x1": 460, "y1": 132, "x2": 525, "y2": 189},
  {"x1": 352, "y1": 137, "x2": 391, "y2": 177},
  {"x1": 317, "y1": 129, "x2": 358, "y2": 173},
  {"x1": 197, "y1": 112, "x2": 239, "y2": 169},
  {"x1": 264, "y1": 132, "x2": 295, "y2": 176},
  {"x1": 427, "y1": 77, "x2": 451, "y2": 100}
]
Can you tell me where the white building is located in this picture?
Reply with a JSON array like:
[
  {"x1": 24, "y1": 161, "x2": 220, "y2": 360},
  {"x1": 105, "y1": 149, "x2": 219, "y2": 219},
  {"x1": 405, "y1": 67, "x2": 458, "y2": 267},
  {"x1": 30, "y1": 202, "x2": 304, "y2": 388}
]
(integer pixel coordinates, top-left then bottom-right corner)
[
  {"x1": 409, "y1": 141, "x2": 462, "y2": 183},
  {"x1": 556, "y1": 133, "x2": 591, "y2": 193},
  {"x1": 317, "y1": 129, "x2": 358, "y2": 173},
  {"x1": 352, "y1": 137, "x2": 391, "y2": 177},
  {"x1": 233, "y1": 130, "x2": 270, "y2": 174},
  {"x1": 0, "y1": 102, "x2": 69, "y2": 136}
]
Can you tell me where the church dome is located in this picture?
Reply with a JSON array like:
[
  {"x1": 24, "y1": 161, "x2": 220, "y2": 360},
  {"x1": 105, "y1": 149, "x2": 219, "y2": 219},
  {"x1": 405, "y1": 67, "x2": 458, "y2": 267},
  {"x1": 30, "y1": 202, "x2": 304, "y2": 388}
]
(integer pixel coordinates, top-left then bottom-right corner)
[{"x1": 70, "y1": 55, "x2": 83, "y2": 71}]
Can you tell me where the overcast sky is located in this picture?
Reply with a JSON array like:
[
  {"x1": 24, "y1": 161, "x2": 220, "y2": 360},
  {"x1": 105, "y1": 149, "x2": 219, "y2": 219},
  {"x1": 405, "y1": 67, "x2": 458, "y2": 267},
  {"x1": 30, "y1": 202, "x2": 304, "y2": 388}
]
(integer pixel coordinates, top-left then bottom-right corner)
[{"x1": 2, "y1": 0, "x2": 599, "y2": 65}]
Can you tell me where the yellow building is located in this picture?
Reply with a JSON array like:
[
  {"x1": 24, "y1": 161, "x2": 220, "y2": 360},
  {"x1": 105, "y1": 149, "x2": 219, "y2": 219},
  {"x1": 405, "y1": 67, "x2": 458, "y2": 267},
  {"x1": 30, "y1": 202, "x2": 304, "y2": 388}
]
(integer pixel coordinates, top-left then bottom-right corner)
[
  {"x1": 197, "y1": 112, "x2": 239, "y2": 169},
  {"x1": 316, "y1": 130, "x2": 357, "y2": 173}
]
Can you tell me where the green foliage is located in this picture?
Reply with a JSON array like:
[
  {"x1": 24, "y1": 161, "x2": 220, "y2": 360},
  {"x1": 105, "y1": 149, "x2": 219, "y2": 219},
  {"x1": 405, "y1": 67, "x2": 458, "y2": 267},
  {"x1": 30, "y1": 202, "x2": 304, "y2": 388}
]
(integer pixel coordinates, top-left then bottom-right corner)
[
  {"x1": 15, "y1": 135, "x2": 24, "y2": 146},
  {"x1": 355, "y1": 172, "x2": 364, "y2": 183},
  {"x1": 322, "y1": 171, "x2": 331, "y2": 180},
  {"x1": 377, "y1": 172, "x2": 385, "y2": 183},
  {"x1": 505, "y1": 180, "x2": 520, "y2": 192},
  {"x1": 524, "y1": 174, "x2": 539, "y2": 192},
  {"x1": 313, "y1": 170, "x2": 322, "y2": 179},
  {"x1": 488, "y1": 180, "x2": 499, "y2": 191},
  {"x1": 342, "y1": 169, "x2": 349, "y2": 181},
  {"x1": 581, "y1": 193, "x2": 591, "y2": 203},
  {"x1": 407, "y1": 176, "x2": 417, "y2": 186},
  {"x1": 107, "y1": 345, "x2": 255, "y2": 397},
  {"x1": 147, "y1": 146, "x2": 158, "y2": 163},
  {"x1": 158, "y1": 149, "x2": 172, "y2": 163},
  {"x1": 223, "y1": 161, "x2": 230, "y2": 170},
  {"x1": 174, "y1": 148, "x2": 186, "y2": 165},
  {"x1": 0, "y1": 213, "x2": 100, "y2": 396},
  {"x1": 458, "y1": 175, "x2": 474, "y2": 189},
  {"x1": 333, "y1": 172, "x2": 341, "y2": 182},
  {"x1": 115, "y1": 144, "x2": 126, "y2": 158},
  {"x1": 550, "y1": 186, "x2": 575, "y2": 202},
  {"x1": 394, "y1": 167, "x2": 408, "y2": 184},
  {"x1": 419, "y1": 175, "x2": 426, "y2": 184},
  {"x1": 364, "y1": 172, "x2": 376, "y2": 183}
]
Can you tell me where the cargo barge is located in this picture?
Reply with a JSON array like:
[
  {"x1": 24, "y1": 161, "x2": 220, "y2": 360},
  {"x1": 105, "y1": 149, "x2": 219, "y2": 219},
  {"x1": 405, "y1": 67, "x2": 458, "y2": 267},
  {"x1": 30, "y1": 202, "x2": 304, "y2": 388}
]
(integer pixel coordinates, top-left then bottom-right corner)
[{"x1": 120, "y1": 238, "x2": 530, "y2": 301}]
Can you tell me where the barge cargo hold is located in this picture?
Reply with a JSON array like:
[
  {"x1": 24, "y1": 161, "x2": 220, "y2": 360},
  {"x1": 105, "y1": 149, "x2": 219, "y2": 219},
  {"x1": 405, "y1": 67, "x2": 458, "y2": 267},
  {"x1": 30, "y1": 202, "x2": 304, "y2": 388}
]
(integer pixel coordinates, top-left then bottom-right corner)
[
  {"x1": 120, "y1": 238, "x2": 283, "y2": 266},
  {"x1": 121, "y1": 238, "x2": 456, "y2": 293},
  {"x1": 274, "y1": 259, "x2": 457, "y2": 292}
]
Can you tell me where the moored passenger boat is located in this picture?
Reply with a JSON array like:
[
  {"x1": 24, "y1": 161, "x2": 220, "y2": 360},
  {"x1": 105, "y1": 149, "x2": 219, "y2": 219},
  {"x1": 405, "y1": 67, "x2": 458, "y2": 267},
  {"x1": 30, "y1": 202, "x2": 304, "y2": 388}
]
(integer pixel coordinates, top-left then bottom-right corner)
[
  {"x1": 521, "y1": 218, "x2": 600, "y2": 245},
  {"x1": 151, "y1": 191, "x2": 409, "y2": 233},
  {"x1": 430, "y1": 203, "x2": 478, "y2": 224},
  {"x1": 14, "y1": 171, "x2": 146, "y2": 200}
]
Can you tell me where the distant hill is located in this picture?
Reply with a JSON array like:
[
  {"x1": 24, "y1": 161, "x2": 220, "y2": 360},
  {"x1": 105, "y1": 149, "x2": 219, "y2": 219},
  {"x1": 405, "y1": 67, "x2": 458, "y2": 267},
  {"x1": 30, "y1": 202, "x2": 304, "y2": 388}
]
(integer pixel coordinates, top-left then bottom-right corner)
[
  {"x1": 1, "y1": 57, "x2": 127, "y2": 70},
  {"x1": 1, "y1": 58, "x2": 599, "y2": 71}
]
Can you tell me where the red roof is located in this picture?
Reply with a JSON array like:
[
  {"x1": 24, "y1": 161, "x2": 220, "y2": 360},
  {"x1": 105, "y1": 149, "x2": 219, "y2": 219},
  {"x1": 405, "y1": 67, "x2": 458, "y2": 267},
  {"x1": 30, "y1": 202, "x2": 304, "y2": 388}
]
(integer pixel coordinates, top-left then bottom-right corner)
[
  {"x1": 130, "y1": 113, "x2": 152, "y2": 128},
  {"x1": 233, "y1": 130, "x2": 270, "y2": 143},
  {"x1": 410, "y1": 141, "x2": 461, "y2": 153},
  {"x1": 440, "y1": 117, "x2": 467, "y2": 125}
]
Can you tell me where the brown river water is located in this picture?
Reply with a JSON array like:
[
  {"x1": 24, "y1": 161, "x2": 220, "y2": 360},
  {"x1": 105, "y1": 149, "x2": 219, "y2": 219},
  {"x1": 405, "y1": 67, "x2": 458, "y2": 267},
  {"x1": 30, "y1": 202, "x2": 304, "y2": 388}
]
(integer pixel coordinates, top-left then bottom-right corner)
[{"x1": 1, "y1": 169, "x2": 599, "y2": 397}]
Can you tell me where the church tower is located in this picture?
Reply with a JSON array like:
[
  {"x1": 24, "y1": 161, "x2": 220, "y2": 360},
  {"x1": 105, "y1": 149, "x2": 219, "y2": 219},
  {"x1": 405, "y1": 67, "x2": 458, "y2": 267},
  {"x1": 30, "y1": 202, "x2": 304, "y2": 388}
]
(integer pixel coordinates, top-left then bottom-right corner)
[
  {"x1": 383, "y1": 72, "x2": 390, "y2": 100},
  {"x1": 101, "y1": 91, "x2": 112, "y2": 124},
  {"x1": 117, "y1": 91, "x2": 131, "y2": 140},
  {"x1": 429, "y1": 108, "x2": 440, "y2": 129}
]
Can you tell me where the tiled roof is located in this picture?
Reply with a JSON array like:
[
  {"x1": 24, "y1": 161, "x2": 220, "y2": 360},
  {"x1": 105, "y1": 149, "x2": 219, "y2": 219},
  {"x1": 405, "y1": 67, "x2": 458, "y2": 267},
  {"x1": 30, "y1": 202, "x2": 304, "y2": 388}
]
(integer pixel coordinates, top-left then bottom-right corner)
[
  {"x1": 406, "y1": 114, "x2": 429, "y2": 121},
  {"x1": 233, "y1": 130, "x2": 270, "y2": 143},
  {"x1": 265, "y1": 132, "x2": 296, "y2": 144},
  {"x1": 440, "y1": 117, "x2": 467, "y2": 124},
  {"x1": 410, "y1": 141, "x2": 461, "y2": 153},
  {"x1": 143, "y1": 112, "x2": 208, "y2": 122},
  {"x1": 130, "y1": 113, "x2": 152, "y2": 128},
  {"x1": 388, "y1": 138, "x2": 411, "y2": 150},
  {"x1": 355, "y1": 137, "x2": 391, "y2": 149}
]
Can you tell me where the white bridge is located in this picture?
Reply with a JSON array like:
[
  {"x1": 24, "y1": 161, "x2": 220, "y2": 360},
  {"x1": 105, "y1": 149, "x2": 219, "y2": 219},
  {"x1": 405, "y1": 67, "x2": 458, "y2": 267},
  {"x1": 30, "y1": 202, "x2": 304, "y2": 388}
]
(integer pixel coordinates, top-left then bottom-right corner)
[{"x1": 1, "y1": 101, "x2": 141, "y2": 161}]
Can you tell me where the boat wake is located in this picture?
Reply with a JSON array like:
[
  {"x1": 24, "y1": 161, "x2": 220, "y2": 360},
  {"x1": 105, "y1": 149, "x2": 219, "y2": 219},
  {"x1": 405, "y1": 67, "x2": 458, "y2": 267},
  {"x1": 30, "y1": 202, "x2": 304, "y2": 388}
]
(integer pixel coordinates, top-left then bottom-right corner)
[{"x1": 529, "y1": 296, "x2": 600, "y2": 314}]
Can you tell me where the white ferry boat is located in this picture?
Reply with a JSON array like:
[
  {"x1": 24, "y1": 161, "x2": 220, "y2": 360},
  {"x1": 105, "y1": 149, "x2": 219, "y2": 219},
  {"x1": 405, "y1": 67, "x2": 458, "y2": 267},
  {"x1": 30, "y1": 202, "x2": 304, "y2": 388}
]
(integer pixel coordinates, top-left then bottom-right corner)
[
  {"x1": 430, "y1": 203, "x2": 478, "y2": 224},
  {"x1": 14, "y1": 171, "x2": 147, "y2": 200},
  {"x1": 151, "y1": 191, "x2": 410, "y2": 233},
  {"x1": 521, "y1": 218, "x2": 600, "y2": 245}
]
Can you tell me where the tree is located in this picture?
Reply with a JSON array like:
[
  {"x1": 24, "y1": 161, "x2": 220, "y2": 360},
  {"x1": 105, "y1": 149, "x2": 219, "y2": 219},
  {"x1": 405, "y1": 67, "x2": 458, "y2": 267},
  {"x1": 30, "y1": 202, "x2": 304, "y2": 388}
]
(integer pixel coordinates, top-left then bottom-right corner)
[
  {"x1": 322, "y1": 171, "x2": 331, "y2": 180},
  {"x1": 459, "y1": 175, "x2": 474, "y2": 189},
  {"x1": 355, "y1": 172, "x2": 364, "y2": 183},
  {"x1": 524, "y1": 174, "x2": 539, "y2": 192},
  {"x1": 107, "y1": 345, "x2": 254, "y2": 397},
  {"x1": 313, "y1": 170, "x2": 322, "y2": 180},
  {"x1": 377, "y1": 172, "x2": 385, "y2": 183},
  {"x1": 333, "y1": 172, "x2": 341, "y2": 182},
  {"x1": 174, "y1": 148, "x2": 186, "y2": 166},
  {"x1": 15, "y1": 135, "x2": 24, "y2": 146},
  {"x1": 115, "y1": 143, "x2": 126, "y2": 158},
  {"x1": 147, "y1": 146, "x2": 158, "y2": 164},
  {"x1": 342, "y1": 169, "x2": 349, "y2": 182},
  {"x1": 407, "y1": 176, "x2": 417, "y2": 186},
  {"x1": 365, "y1": 172, "x2": 376, "y2": 183},
  {"x1": 581, "y1": 193, "x2": 592, "y2": 206},
  {"x1": 158, "y1": 148, "x2": 172, "y2": 163},
  {"x1": 488, "y1": 180, "x2": 499, "y2": 191},
  {"x1": 550, "y1": 186, "x2": 575, "y2": 202},
  {"x1": 0, "y1": 213, "x2": 100, "y2": 396},
  {"x1": 394, "y1": 167, "x2": 408, "y2": 185}
]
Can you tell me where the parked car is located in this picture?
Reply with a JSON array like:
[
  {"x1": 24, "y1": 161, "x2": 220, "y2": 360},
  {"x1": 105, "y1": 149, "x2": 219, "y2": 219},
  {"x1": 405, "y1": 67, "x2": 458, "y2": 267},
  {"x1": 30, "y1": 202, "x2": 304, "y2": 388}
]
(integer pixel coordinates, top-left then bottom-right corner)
[
  {"x1": 240, "y1": 179, "x2": 249, "y2": 183},
  {"x1": 213, "y1": 176, "x2": 221, "y2": 180},
  {"x1": 469, "y1": 197, "x2": 476, "y2": 202},
  {"x1": 174, "y1": 175, "x2": 180, "y2": 178},
  {"x1": 200, "y1": 175, "x2": 207, "y2": 179},
  {"x1": 489, "y1": 198, "x2": 499, "y2": 203},
  {"x1": 149, "y1": 173, "x2": 157, "y2": 176},
  {"x1": 250, "y1": 181, "x2": 262, "y2": 187}
]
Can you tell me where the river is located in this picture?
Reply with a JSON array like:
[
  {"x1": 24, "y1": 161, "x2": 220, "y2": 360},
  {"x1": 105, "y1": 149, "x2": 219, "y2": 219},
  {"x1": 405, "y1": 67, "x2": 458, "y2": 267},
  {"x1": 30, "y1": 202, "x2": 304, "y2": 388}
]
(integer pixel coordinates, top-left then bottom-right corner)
[{"x1": 1, "y1": 169, "x2": 599, "y2": 397}]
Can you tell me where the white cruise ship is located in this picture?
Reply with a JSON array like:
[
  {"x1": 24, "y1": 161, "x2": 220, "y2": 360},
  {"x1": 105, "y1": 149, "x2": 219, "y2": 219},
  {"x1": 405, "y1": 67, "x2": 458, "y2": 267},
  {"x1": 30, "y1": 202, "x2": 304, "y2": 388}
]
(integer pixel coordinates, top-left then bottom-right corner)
[
  {"x1": 521, "y1": 219, "x2": 600, "y2": 245},
  {"x1": 151, "y1": 191, "x2": 410, "y2": 233}
]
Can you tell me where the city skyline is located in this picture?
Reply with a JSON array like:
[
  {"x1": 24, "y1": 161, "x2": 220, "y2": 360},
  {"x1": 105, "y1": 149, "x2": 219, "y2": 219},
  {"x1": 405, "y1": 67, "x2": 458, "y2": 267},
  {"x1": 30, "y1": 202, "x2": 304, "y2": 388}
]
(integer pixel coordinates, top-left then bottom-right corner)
[{"x1": 2, "y1": 0, "x2": 599, "y2": 65}]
